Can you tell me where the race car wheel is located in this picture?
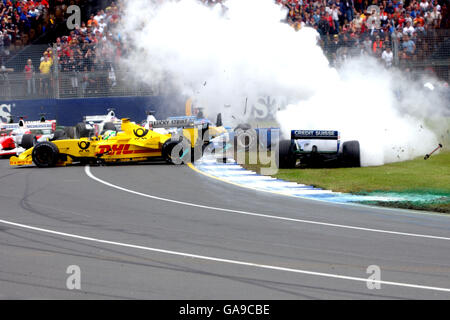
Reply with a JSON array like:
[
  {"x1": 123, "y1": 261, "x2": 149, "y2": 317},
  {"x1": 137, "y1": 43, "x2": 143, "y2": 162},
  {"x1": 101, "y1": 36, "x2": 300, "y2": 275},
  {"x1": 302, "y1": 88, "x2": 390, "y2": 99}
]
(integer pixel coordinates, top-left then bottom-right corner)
[
  {"x1": 277, "y1": 139, "x2": 296, "y2": 169},
  {"x1": 234, "y1": 126, "x2": 258, "y2": 152},
  {"x1": 63, "y1": 126, "x2": 76, "y2": 139},
  {"x1": 342, "y1": 140, "x2": 361, "y2": 167},
  {"x1": 102, "y1": 122, "x2": 117, "y2": 134},
  {"x1": 75, "y1": 122, "x2": 89, "y2": 138},
  {"x1": 32, "y1": 141, "x2": 60, "y2": 168},
  {"x1": 21, "y1": 134, "x2": 36, "y2": 149},
  {"x1": 162, "y1": 139, "x2": 190, "y2": 165}
]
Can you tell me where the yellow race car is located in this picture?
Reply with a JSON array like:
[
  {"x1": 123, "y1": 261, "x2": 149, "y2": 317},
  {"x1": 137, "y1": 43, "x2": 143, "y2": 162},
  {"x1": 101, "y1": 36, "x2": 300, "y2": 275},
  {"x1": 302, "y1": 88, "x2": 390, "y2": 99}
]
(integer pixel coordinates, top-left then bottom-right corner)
[{"x1": 10, "y1": 118, "x2": 209, "y2": 168}]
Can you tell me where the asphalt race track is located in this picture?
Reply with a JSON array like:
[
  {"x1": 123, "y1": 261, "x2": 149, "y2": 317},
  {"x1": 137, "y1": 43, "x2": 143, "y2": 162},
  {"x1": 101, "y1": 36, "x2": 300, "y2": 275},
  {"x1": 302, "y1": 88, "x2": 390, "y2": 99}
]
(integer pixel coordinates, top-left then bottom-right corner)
[{"x1": 0, "y1": 159, "x2": 449, "y2": 299}]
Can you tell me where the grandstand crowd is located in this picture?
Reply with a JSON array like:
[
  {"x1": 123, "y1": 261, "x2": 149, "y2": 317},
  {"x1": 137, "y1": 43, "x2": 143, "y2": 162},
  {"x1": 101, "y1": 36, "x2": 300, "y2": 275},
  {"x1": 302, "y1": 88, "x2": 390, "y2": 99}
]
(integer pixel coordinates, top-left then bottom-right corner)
[
  {"x1": 278, "y1": 0, "x2": 448, "y2": 68},
  {"x1": 3, "y1": 0, "x2": 122, "y2": 97},
  {"x1": 53, "y1": 2, "x2": 122, "y2": 96},
  {"x1": 1, "y1": 0, "x2": 448, "y2": 99},
  {"x1": 0, "y1": 0, "x2": 76, "y2": 64}
]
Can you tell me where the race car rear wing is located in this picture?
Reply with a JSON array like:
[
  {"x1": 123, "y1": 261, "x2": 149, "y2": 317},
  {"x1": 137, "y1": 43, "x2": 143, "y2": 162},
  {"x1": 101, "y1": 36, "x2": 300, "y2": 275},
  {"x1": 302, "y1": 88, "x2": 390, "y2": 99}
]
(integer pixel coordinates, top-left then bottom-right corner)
[
  {"x1": 0, "y1": 120, "x2": 56, "y2": 131},
  {"x1": 84, "y1": 110, "x2": 118, "y2": 123},
  {"x1": 84, "y1": 115, "x2": 108, "y2": 122},
  {"x1": 291, "y1": 130, "x2": 339, "y2": 140},
  {"x1": 148, "y1": 118, "x2": 208, "y2": 129}
]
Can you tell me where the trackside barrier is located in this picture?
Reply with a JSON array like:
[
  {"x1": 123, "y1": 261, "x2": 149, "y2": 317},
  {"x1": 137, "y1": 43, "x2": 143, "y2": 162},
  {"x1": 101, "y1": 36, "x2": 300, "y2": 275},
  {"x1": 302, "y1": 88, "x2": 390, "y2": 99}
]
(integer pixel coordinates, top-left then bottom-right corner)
[{"x1": 0, "y1": 95, "x2": 185, "y2": 126}]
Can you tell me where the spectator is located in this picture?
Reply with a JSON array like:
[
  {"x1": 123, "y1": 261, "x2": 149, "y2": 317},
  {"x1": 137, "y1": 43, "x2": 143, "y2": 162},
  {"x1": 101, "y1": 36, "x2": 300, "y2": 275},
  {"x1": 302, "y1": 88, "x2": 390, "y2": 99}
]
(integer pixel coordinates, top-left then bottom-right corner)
[
  {"x1": 414, "y1": 12, "x2": 426, "y2": 32},
  {"x1": 335, "y1": 0, "x2": 346, "y2": 25},
  {"x1": 318, "y1": 13, "x2": 330, "y2": 35},
  {"x1": 66, "y1": 56, "x2": 78, "y2": 95},
  {"x1": 368, "y1": 18, "x2": 379, "y2": 36},
  {"x1": 313, "y1": 8, "x2": 321, "y2": 24},
  {"x1": 81, "y1": 66, "x2": 95, "y2": 96},
  {"x1": 80, "y1": 21, "x2": 87, "y2": 34},
  {"x1": 344, "y1": 0, "x2": 354, "y2": 23},
  {"x1": 39, "y1": 54, "x2": 52, "y2": 95},
  {"x1": 420, "y1": 0, "x2": 430, "y2": 12},
  {"x1": 381, "y1": 46, "x2": 394, "y2": 68},
  {"x1": 402, "y1": 34, "x2": 416, "y2": 56},
  {"x1": 351, "y1": 12, "x2": 364, "y2": 32},
  {"x1": 385, "y1": 2, "x2": 395, "y2": 14},
  {"x1": 331, "y1": 4, "x2": 341, "y2": 32},
  {"x1": 403, "y1": 21, "x2": 415, "y2": 36},
  {"x1": 425, "y1": 6, "x2": 442, "y2": 27},
  {"x1": 87, "y1": 14, "x2": 98, "y2": 29},
  {"x1": 329, "y1": 34, "x2": 340, "y2": 57},
  {"x1": 372, "y1": 35, "x2": 384, "y2": 57},
  {"x1": 24, "y1": 58, "x2": 36, "y2": 95},
  {"x1": 362, "y1": 35, "x2": 373, "y2": 55}
]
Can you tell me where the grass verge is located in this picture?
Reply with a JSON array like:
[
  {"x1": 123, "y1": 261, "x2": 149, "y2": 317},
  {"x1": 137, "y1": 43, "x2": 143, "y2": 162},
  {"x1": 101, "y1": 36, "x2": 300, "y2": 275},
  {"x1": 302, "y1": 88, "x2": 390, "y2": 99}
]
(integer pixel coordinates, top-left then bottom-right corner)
[{"x1": 242, "y1": 151, "x2": 450, "y2": 213}]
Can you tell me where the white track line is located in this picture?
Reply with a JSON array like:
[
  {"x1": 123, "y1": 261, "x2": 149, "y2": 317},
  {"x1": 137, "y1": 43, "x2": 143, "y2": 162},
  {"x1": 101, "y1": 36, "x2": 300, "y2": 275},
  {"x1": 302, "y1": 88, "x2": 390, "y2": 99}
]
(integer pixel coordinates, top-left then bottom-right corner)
[
  {"x1": 0, "y1": 218, "x2": 449, "y2": 293},
  {"x1": 85, "y1": 165, "x2": 450, "y2": 242}
]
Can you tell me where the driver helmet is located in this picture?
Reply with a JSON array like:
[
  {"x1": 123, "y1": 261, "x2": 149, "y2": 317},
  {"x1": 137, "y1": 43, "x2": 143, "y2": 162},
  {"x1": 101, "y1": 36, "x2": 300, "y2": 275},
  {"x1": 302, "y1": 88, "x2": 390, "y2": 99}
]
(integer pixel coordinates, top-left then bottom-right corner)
[{"x1": 102, "y1": 130, "x2": 117, "y2": 140}]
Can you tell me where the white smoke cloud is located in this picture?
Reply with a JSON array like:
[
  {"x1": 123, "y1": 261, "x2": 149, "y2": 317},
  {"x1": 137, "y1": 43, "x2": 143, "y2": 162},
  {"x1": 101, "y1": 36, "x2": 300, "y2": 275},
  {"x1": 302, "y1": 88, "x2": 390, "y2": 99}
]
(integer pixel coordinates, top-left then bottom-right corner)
[
  {"x1": 118, "y1": 0, "x2": 333, "y2": 118},
  {"x1": 117, "y1": 0, "x2": 449, "y2": 166}
]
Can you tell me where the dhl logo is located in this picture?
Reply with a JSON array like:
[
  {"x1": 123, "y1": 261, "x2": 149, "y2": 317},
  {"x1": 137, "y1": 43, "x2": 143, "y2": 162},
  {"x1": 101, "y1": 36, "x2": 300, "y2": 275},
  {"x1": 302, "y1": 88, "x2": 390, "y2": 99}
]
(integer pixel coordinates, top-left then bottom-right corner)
[{"x1": 98, "y1": 144, "x2": 150, "y2": 156}]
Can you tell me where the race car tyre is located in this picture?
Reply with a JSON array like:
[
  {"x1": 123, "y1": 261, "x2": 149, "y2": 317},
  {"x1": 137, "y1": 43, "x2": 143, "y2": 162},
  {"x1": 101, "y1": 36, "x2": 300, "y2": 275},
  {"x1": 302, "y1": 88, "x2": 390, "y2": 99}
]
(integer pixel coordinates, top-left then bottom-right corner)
[
  {"x1": 342, "y1": 140, "x2": 361, "y2": 167},
  {"x1": 52, "y1": 129, "x2": 66, "y2": 141},
  {"x1": 75, "y1": 122, "x2": 89, "y2": 138},
  {"x1": 63, "y1": 126, "x2": 76, "y2": 139},
  {"x1": 32, "y1": 141, "x2": 60, "y2": 168},
  {"x1": 276, "y1": 139, "x2": 296, "y2": 169},
  {"x1": 162, "y1": 139, "x2": 191, "y2": 165},
  {"x1": 234, "y1": 126, "x2": 258, "y2": 152},
  {"x1": 102, "y1": 122, "x2": 117, "y2": 133},
  {"x1": 20, "y1": 134, "x2": 36, "y2": 149}
]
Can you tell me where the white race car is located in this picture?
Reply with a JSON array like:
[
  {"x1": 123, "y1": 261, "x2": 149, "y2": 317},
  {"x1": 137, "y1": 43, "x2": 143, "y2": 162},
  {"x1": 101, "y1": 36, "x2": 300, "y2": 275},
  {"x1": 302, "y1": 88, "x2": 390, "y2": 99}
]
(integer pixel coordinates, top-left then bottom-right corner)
[
  {"x1": 278, "y1": 130, "x2": 361, "y2": 168},
  {"x1": 0, "y1": 117, "x2": 58, "y2": 157},
  {"x1": 72, "y1": 109, "x2": 122, "y2": 138}
]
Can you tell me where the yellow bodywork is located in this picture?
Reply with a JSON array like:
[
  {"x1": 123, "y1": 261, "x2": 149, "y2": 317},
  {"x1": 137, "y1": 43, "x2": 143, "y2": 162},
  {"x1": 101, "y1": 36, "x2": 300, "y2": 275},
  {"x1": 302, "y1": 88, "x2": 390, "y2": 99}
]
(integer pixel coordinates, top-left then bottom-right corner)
[{"x1": 10, "y1": 118, "x2": 200, "y2": 167}]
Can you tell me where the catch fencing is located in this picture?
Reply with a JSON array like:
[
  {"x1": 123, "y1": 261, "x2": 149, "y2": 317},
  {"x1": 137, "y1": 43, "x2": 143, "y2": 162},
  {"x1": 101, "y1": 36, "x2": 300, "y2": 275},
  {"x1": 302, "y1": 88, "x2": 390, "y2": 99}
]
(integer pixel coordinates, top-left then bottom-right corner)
[
  {"x1": 1, "y1": 29, "x2": 449, "y2": 101},
  {"x1": 0, "y1": 43, "x2": 162, "y2": 100}
]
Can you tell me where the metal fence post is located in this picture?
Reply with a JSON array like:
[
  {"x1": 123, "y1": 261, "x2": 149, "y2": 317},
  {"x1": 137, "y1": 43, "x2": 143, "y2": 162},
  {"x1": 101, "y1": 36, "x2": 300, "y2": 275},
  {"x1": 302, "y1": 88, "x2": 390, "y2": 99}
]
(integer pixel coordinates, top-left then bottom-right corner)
[
  {"x1": 53, "y1": 44, "x2": 59, "y2": 99},
  {"x1": 392, "y1": 32, "x2": 399, "y2": 67}
]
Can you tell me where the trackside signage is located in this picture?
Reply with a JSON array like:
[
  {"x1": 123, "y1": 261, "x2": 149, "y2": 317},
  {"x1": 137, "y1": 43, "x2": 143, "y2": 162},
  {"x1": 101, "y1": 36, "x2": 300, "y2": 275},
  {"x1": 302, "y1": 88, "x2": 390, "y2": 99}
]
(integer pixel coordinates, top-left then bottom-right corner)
[
  {"x1": 291, "y1": 130, "x2": 339, "y2": 140},
  {"x1": 0, "y1": 122, "x2": 56, "y2": 131},
  {"x1": 148, "y1": 119, "x2": 197, "y2": 128}
]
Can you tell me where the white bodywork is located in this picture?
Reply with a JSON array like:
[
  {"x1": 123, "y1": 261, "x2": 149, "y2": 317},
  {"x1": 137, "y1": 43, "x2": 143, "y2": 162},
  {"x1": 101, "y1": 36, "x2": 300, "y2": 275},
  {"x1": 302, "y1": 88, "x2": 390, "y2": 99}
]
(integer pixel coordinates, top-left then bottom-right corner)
[
  {"x1": 294, "y1": 139, "x2": 339, "y2": 153},
  {"x1": 0, "y1": 119, "x2": 57, "y2": 155},
  {"x1": 83, "y1": 110, "x2": 122, "y2": 133},
  {"x1": 291, "y1": 130, "x2": 340, "y2": 153}
]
